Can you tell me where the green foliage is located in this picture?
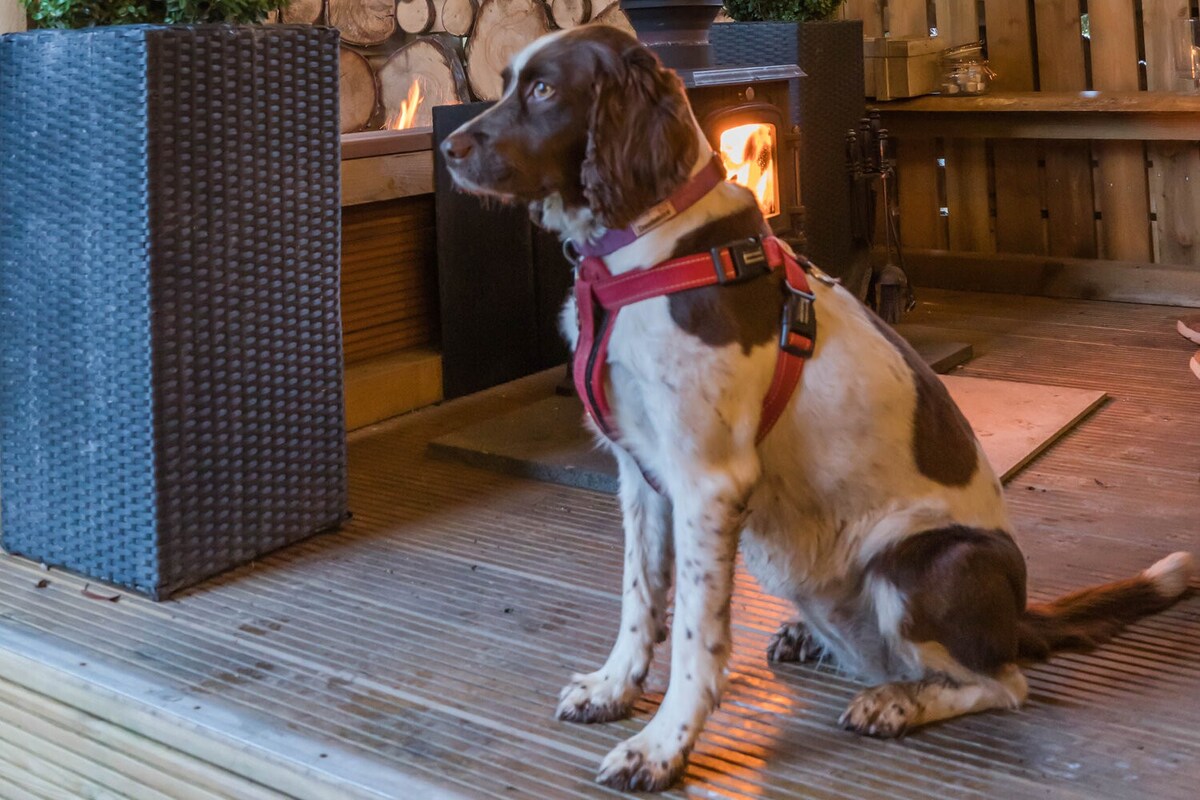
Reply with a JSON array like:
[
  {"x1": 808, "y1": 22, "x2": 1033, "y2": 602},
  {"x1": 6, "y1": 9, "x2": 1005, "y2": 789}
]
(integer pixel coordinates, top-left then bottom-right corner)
[
  {"x1": 21, "y1": 0, "x2": 281, "y2": 28},
  {"x1": 723, "y1": 0, "x2": 844, "y2": 23}
]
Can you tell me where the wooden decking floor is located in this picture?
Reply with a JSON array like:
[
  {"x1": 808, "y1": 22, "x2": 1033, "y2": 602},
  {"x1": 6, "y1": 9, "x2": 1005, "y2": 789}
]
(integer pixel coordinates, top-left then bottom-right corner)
[{"x1": 1, "y1": 289, "x2": 1199, "y2": 799}]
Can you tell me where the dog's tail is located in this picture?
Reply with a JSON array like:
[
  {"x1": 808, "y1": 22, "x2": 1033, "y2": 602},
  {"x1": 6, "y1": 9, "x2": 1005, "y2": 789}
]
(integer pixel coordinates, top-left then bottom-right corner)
[{"x1": 1017, "y1": 551, "x2": 1194, "y2": 661}]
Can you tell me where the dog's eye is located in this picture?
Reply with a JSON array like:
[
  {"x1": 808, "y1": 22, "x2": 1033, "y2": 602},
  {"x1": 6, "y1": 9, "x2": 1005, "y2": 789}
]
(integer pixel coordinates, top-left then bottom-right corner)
[{"x1": 530, "y1": 81, "x2": 555, "y2": 101}]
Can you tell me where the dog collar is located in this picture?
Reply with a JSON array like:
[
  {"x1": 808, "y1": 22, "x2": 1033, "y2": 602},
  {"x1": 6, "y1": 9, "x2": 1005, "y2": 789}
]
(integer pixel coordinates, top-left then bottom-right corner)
[
  {"x1": 568, "y1": 154, "x2": 727, "y2": 260},
  {"x1": 573, "y1": 235, "x2": 817, "y2": 458}
]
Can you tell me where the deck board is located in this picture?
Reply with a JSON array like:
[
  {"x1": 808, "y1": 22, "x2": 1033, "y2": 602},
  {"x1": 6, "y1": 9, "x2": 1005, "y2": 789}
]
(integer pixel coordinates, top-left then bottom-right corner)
[{"x1": 1, "y1": 289, "x2": 1199, "y2": 798}]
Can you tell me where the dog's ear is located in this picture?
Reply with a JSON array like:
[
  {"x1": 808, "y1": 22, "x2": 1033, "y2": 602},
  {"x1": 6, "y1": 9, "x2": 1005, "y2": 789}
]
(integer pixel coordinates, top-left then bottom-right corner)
[{"x1": 581, "y1": 44, "x2": 700, "y2": 231}]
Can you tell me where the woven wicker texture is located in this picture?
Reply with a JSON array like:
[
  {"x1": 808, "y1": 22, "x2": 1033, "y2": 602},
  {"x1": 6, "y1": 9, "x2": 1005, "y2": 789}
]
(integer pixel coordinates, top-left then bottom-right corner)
[
  {"x1": 0, "y1": 25, "x2": 347, "y2": 599},
  {"x1": 712, "y1": 21, "x2": 865, "y2": 274}
]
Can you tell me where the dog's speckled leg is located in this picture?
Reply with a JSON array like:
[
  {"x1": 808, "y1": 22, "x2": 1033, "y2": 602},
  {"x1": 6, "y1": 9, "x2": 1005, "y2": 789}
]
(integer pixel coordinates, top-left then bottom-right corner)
[
  {"x1": 556, "y1": 447, "x2": 672, "y2": 724},
  {"x1": 596, "y1": 460, "x2": 752, "y2": 792}
]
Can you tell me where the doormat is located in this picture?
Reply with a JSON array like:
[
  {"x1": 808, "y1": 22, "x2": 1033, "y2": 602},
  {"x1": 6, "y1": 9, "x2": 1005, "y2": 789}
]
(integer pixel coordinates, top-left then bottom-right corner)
[{"x1": 429, "y1": 375, "x2": 1106, "y2": 493}]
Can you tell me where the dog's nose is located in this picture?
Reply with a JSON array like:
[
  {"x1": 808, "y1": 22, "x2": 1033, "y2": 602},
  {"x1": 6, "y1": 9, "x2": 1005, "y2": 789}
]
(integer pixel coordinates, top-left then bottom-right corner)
[{"x1": 442, "y1": 131, "x2": 482, "y2": 161}]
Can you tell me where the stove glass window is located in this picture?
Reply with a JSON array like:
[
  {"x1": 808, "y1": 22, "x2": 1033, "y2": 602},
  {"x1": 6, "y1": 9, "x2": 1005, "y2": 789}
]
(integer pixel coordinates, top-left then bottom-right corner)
[{"x1": 718, "y1": 122, "x2": 780, "y2": 218}]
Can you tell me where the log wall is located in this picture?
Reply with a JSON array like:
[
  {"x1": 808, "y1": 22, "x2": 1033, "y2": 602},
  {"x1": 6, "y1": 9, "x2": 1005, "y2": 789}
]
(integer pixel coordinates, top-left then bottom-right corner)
[
  {"x1": 843, "y1": 0, "x2": 1200, "y2": 302},
  {"x1": 278, "y1": 0, "x2": 632, "y2": 133}
]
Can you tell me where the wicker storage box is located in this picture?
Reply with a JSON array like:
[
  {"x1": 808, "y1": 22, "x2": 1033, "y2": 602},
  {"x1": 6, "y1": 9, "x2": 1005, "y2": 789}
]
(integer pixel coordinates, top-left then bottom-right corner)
[{"x1": 0, "y1": 25, "x2": 347, "y2": 599}]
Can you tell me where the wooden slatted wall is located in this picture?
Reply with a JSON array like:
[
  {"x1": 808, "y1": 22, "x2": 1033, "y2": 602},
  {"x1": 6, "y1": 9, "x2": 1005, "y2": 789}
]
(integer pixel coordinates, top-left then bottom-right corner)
[
  {"x1": 845, "y1": 0, "x2": 1200, "y2": 274},
  {"x1": 341, "y1": 196, "x2": 439, "y2": 365}
]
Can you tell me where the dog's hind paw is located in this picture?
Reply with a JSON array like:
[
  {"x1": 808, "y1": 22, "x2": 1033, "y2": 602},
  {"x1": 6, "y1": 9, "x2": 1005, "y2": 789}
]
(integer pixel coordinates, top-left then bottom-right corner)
[
  {"x1": 555, "y1": 671, "x2": 641, "y2": 724},
  {"x1": 839, "y1": 684, "x2": 917, "y2": 738},
  {"x1": 596, "y1": 734, "x2": 687, "y2": 792},
  {"x1": 766, "y1": 620, "x2": 821, "y2": 663}
]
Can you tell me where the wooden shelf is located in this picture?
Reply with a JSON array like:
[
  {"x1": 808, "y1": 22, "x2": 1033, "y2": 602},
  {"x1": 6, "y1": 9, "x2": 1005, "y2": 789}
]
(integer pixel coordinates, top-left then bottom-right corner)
[
  {"x1": 340, "y1": 129, "x2": 436, "y2": 205},
  {"x1": 874, "y1": 91, "x2": 1200, "y2": 140}
]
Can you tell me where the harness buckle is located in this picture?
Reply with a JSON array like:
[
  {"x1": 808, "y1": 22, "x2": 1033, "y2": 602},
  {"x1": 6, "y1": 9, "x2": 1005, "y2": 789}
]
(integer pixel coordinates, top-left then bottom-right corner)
[
  {"x1": 780, "y1": 285, "x2": 817, "y2": 358},
  {"x1": 711, "y1": 237, "x2": 771, "y2": 285}
]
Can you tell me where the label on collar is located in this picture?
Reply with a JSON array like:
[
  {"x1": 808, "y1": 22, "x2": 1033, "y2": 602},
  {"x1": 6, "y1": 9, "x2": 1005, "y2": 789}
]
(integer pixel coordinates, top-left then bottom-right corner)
[{"x1": 631, "y1": 200, "x2": 676, "y2": 237}]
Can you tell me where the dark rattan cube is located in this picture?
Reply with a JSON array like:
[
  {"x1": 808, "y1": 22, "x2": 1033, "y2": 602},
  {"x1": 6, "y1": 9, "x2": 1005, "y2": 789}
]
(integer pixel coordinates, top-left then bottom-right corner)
[{"x1": 0, "y1": 25, "x2": 347, "y2": 599}]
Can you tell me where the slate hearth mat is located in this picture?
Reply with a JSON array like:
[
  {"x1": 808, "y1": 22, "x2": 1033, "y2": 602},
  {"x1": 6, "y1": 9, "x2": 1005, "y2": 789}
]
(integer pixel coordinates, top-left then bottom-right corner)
[
  {"x1": 429, "y1": 374, "x2": 1106, "y2": 492},
  {"x1": 894, "y1": 323, "x2": 973, "y2": 372}
]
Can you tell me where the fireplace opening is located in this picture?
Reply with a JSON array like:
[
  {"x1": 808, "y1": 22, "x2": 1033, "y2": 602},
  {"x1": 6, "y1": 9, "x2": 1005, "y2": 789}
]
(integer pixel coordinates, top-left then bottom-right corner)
[
  {"x1": 385, "y1": 79, "x2": 426, "y2": 131},
  {"x1": 718, "y1": 121, "x2": 780, "y2": 218}
]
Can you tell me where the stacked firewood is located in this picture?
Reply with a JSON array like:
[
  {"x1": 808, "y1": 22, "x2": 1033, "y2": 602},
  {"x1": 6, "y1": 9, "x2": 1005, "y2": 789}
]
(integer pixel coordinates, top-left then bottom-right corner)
[{"x1": 274, "y1": 0, "x2": 632, "y2": 133}]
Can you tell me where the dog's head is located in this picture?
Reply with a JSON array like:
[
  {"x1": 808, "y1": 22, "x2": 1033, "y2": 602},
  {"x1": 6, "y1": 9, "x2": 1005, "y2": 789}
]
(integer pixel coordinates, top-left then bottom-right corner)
[{"x1": 441, "y1": 25, "x2": 700, "y2": 233}]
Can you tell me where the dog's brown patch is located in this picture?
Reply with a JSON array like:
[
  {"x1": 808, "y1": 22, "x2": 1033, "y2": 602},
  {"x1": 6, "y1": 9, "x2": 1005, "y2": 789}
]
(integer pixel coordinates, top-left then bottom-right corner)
[
  {"x1": 667, "y1": 204, "x2": 782, "y2": 354},
  {"x1": 870, "y1": 526, "x2": 1027, "y2": 674},
  {"x1": 866, "y1": 313, "x2": 978, "y2": 486}
]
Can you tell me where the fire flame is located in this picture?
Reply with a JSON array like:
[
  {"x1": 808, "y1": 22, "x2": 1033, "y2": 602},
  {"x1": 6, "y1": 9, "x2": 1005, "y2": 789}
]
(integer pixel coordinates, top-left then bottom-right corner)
[
  {"x1": 718, "y1": 123, "x2": 779, "y2": 217},
  {"x1": 386, "y1": 80, "x2": 424, "y2": 130}
]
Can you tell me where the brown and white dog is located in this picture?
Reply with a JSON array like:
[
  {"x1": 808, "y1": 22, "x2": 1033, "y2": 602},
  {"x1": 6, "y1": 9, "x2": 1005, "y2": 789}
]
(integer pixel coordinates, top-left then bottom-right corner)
[{"x1": 441, "y1": 25, "x2": 1195, "y2": 792}]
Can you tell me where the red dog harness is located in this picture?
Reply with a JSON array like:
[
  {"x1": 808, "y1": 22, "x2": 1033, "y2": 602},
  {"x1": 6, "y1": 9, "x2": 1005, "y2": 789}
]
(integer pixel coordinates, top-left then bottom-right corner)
[{"x1": 573, "y1": 234, "x2": 818, "y2": 446}]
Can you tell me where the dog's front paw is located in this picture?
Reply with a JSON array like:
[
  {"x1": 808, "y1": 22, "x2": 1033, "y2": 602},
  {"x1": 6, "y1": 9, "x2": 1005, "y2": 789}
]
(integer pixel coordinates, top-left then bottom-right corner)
[
  {"x1": 766, "y1": 620, "x2": 821, "y2": 663},
  {"x1": 555, "y1": 670, "x2": 641, "y2": 724},
  {"x1": 839, "y1": 684, "x2": 918, "y2": 738},
  {"x1": 596, "y1": 733, "x2": 687, "y2": 792}
]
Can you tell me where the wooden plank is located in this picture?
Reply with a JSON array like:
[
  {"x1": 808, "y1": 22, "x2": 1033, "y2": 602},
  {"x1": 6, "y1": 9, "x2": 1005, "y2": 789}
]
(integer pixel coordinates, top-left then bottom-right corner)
[
  {"x1": 884, "y1": 0, "x2": 928, "y2": 37},
  {"x1": 982, "y1": 0, "x2": 1042, "y2": 254},
  {"x1": 892, "y1": 247, "x2": 1200, "y2": 306},
  {"x1": 896, "y1": 137, "x2": 943, "y2": 249},
  {"x1": 0, "y1": 633, "x2": 459, "y2": 800},
  {"x1": 842, "y1": 0, "x2": 884, "y2": 38},
  {"x1": 1087, "y1": 0, "x2": 1151, "y2": 261},
  {"x1": 943, "y1": 138, "x2": 993, "y2": 252},
  {"x1": 1143, "y1": 0, "x2": 1200, "y2": 266},
  {"x1": 875, "y1": 91, "x2": 1200, "y2": 114},
  {"x1": 990, "y1": 140, "x2": 1045, "y2": 254},
  {"x1": 345, "y1": 348, "x2": 444, "y2": 430},
  {"x1": 1147, "y1": 143, "x2": 1200, "y2": 266},
  {"x1": 0, "y1": 752, "x2": 83, "y2": 800},
  {"x1": 342, "y1": 194, "x2": 435, "y2": 225},
  {"x1": 1087, "y1": 0, "x2": 1141, "y2": 92},
  {"x1": 878, "y1": 107, "x2": 1200, "y2": 140},
  {"x1": 342, "y1": 239, "x2": 433, "y2": 264},
  {"x1": 341, "y1": 129, "x2": 434, "y2": 160},
  {"x1": 344, "y1": 319, "x2": 436, "y2": 360},
  {"x1": 933, "y1": 0, "x2": 980, "y2": 46},
  {"x1": 342, "y1": 151, "x2": 434, "y2": 205},
  {"x1": 1032, "y1": 0, "x2": 1096, "y2": 258},
  {"x1": 1032, "y1": 0, "x2": 1087, "y2": 89},
  {"x1": 982, "y1": 0, "x2": 1036, "y2": 91},
  {"x1": 343, "y1": 276, "x2": 432, "y2": 299},
  {"x1": 0, "y1": 735, "x2": 132, "y2": 800},
  {"x1": 344, "y1": 324, "x2": 435, "y2": 352},
  {"x1": 0, "y1": 679, "x2": 286, "y2": 800},
  {"x1": 1092, "y1": 140, "x2": 1151, "y2": 261},
  {"x1": 1142, "y1": 0, "x2": 1192, "y2": 91},
  {"x1": 0, "y1": 0, "x2": 26, "y2": 34}
]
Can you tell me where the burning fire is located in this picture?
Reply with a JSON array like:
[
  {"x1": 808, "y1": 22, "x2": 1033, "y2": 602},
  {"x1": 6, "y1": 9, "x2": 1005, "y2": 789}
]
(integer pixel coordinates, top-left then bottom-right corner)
[
  {"x1": 386, "y1": 80, "x2": 424, "y2": 130},
  {"x1": 719, "y1": 123, "x2": 779, "y2": 217}
]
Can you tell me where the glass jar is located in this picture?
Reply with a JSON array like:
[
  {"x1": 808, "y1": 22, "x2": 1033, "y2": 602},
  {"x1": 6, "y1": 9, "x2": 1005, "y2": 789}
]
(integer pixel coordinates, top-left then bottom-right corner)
[{"x1": 940, "y1": 42, "x2": 995, "y2": 96}]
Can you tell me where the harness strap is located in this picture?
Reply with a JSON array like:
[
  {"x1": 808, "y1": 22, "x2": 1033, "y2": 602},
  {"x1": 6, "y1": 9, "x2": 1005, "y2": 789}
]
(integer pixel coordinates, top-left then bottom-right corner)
[{"x1": 573, "y1": 236, "x2": 816, "y2": 451}]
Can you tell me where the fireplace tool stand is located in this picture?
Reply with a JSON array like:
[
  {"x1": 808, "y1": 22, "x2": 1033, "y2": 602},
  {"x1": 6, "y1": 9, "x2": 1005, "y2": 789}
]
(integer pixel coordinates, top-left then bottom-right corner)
[{"x1": 848, "y1": 112, "x2": 914, "y2": 323}]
